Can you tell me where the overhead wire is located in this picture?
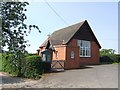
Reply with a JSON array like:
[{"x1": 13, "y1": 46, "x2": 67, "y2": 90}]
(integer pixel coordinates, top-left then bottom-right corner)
[
  {"x1": 44, "y1": 0, "x2": 84, "y2": 43},
  {"x1": 44, "y1": 0, "x2": 82, "y2": 30},
  {"x1": 44, "y1": 0, "x2": 69, "y2": 25}
]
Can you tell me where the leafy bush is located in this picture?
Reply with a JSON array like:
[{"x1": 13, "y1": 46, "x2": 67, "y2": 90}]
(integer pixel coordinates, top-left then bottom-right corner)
[
  {"x1": 23, "y1": 55, "x2": 43, "y2": 79},
  {"x1": 2, "y1": 54, "x2": 19, "y2": 76},
  {"x1": 100, "y1": 49, "x2": 116, "y2": 56},
  {"x1": 27, "y1": 53, "x2": 37, "y2": 56},
  {"x1": 100, "y1": 54, "x2": 120, "y2": 64},
  {"x1": 2, "y1": 53, "x2": 43, "y2": 79}
]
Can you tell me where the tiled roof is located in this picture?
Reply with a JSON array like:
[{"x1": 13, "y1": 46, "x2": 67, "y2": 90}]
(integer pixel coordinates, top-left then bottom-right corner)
[
  {"x1": 40, "y1": 20, "x2": 85, "y2": 47},
  {"x1": 40, "y1": 20, "x2": 101, "y2": 48}
]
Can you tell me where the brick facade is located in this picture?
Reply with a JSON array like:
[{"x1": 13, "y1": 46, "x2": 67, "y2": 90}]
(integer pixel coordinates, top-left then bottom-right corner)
[
  {"x1": 64, "y1": 39, "x2": 100, "y2": 69},
  {"x1": 38, "y1": 20, "x2": 101, "y2": 70},
  {"x1": 39, "y1": 38, "x2": 100, "y2": 69},
  {"x1": 79, "y1": 41, "x2": 100, "y2": 66},
  {"x1": 52, "y1": 45, "x2": 66, "y2": 61}
]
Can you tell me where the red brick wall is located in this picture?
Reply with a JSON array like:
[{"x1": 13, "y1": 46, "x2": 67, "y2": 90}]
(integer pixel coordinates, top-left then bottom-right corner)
[
  {"x1": 38, "y1": 39, "x2": 100, "y2": 69},
  {"x1": 64, "y1": 39, "x2": 100, "y2": 69},
  {"x1": 79, "y1": 41, "x2": 100, "y2": 66},
  {"x1": 65, "y1": 45, "x2": 80, "y2": 69},
  {"x1": 38, "y1": 45, "x2": 66, "y2": 69},
  {"x1": 52, "y1": 45, "x2": 66, "y2": 60},
  {"x1": 38, "y1": 45, "x2": 67, "y2": 61},
  {"x1": 52, "y1": 45, "x2": 66, "y2": 69}
]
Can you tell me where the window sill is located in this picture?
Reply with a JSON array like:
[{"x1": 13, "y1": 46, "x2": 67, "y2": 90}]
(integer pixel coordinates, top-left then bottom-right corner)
[{"x1": 80, "y1": 56, "x2": 91, "y2": 58}]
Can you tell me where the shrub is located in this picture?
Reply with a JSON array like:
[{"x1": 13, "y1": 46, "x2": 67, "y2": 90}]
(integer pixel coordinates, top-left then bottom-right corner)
[
  {"x1": 2, "y1": 53, "x2": 43, "y2": 79},
  {"x1": 27, "y1": 53, "x2": 37, "y2": 56},
  {"x1": 23, "y1": 55, "x2": 43, "y2": 79},
  {"x1": 2, "y1": 54, "x2": 19, "y2": 76},
  {"x1": 100, "y1": 54, "x2": 120, "y2": 64}
]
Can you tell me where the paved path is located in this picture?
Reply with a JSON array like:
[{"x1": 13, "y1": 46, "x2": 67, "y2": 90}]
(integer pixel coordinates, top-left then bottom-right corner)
[{"x1": 1, "y1": 64, "x2": 118, "y2": 88}]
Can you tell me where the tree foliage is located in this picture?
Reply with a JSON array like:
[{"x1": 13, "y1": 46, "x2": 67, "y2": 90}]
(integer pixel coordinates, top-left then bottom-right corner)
[
  {"x1": 1, "y1": 1, "x2": 40, "y2": 76},
  {"x1": 100, "y1": 49, "x2": 116, "y2": 56}
]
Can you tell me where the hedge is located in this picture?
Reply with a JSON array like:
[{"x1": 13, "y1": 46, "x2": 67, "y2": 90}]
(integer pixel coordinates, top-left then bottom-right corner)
[
  {"x1": 23, "y1": 55, "x2": 43, "y2": 79},
  {"x1": 2, "y1": 54, "x2": 43, "y2": 79},
  {"x1": 2, "y1": 54, "x2": 20, "y2": 76},
  {"x1": 100, "y1": 54, "x2": 120, "y2": 64}
]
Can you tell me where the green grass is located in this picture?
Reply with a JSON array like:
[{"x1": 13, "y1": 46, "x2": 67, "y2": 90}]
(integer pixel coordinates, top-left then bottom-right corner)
[
  {"x1": 0, "y1": 54, "x2": 2, "y2": 71},
  {"x1": 112, "y1": 62, "x2": 120, "y2": 64}
]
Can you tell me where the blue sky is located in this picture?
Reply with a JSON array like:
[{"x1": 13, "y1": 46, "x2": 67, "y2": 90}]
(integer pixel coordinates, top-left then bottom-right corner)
[{"x1": 25, "y1": 1, "x2": 118, "y2": 53}]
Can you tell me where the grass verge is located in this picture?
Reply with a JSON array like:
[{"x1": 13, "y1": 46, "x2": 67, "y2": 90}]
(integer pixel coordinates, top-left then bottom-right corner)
[{"x1": 0, "y1": 54, "x2": 2, "y2": 71}]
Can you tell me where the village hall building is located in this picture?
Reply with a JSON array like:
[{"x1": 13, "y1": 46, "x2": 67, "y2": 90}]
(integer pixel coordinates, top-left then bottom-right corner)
[{"x1": 37, "y1": 20, "x2": 101, "y2": 70}]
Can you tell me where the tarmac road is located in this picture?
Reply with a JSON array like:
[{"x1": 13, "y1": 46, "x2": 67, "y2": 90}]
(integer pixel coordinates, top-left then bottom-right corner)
[{"x1": 1, "y1": 64, "x2": 118, "y2": 88}]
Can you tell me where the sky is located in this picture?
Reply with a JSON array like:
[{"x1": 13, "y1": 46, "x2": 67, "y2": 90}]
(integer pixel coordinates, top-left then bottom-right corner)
[{"x1": 24, "y1": 1, "x2": 118, "y2": 53}]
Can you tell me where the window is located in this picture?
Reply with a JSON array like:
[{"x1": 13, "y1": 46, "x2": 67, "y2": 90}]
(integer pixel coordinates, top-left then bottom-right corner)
[
  {"x1": 71, "y1": 51, "x2": 75, "y2": 59},
  {"x1": 42, "y1": 54, "x2": 46, "y2": 61},
  {"x1": 56, "y1": 51, "x2": 58, "y2": 59},
  {"x1": 77, "y1": 40, "x2": 91, "y2": 57}
]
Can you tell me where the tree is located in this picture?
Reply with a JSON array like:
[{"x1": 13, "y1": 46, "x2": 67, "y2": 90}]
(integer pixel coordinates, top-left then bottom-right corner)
[
  {"x1": 0, "y1": 1, "x2": 40, "y2": 76},
  {"x1": 100, "y1": 49, "x2": 116, "y2": 56}
]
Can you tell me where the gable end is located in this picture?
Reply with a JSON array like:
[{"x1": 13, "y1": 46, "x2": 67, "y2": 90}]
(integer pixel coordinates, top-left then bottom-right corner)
[{"x1": 67, "y1": 20, "x2": 101, "y2": 48}]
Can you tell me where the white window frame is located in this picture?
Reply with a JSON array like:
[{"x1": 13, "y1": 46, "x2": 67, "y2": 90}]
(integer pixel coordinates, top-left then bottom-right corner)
[
  {"x1": 42, "y1": 54, "x2": 46, "y2": 61},
  {"x1": 71, "y1": 51, "x2": 75, "y2": 59},
  {"x1": 77, "y1": 40, "x2": 91, "y2": 57},
  {"x1": 56, "y1": 51, "x2": 58, "y2": 59}
]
